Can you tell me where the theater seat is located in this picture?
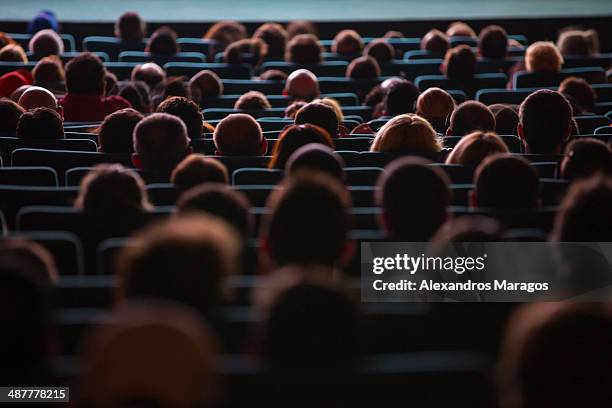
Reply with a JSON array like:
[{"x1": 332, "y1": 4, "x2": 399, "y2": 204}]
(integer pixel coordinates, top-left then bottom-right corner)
[
  {"x1": 453, "y1": 206, "x2": 558, "y2": 233},
  {"x1": 232, "y1": 168, "x2": 283, "y2": 185},
  {"x1": 0, "y1": 166, "x2": 58, "y2": 186},
  {"x1": 0, "y1": 137, "x2": 98, "y2": 164},
  {"x1": 118, "y1": 51, "x2": 206, "y2": 64},
  {"x1": 83, "y1": 36, "x2": 146, "y2": 61},
  {"x1": 512, "y1": 67, "x2": 606, "y2": 89},
  {"x1": 221, "y1": 79, "x2": 285, "y2": 95},
  {"x1": 260, "y1": 61, "x2": 349, "y2": 77},
  {"x1": 574, "y1": 115, "x2": 610, "y2": 134},
  {"x1": 378, "y1": 59, "x2": 443, "y2": 79},
  {"x1": 0, "y1": 187, "x2": 79, "y2": 229},
  {"x1": 415, "y1": 73, "x2": 508, "y2": 99},
  {"x1": 164, "y1": 62, "x2": 253, "y2": 79}
]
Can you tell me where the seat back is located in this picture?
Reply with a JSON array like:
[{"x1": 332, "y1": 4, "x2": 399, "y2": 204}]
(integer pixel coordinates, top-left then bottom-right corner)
[
  {"x1": 164, "y1": 62, "x2": 253, "y2": 79},
  {"x1": 0, "y1": 167, "x2": 58, "y2": 186},
  {"x1": 0, "y1": 137, "x2": 98, "y2": 165}
]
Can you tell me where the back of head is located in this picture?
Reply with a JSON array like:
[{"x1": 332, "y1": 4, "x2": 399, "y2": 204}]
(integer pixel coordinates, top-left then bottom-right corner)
[
  {"x1": 176, "y1": 183, "x2": 251, "y2": 238},
  {"x1": 561, "y1": 138, "x2": 612, "y2": 181},
  {"x1": 171, "y1": 154, "x2": 229, "y2": 189},
  {"x1": 32, "y1": 56, "x2": 64, "y2": 87},
  {"x1": 77, "y1": 300, "x2": 220, "y2": 407},
  {"x1": 489, "y1": 103, "x2": 519, "y2": 135},
  {"x1": 117, "y1": 215, "x2": 240, "y2": 314},
  {"x1": 189, "y1": 69, "x2": 223, "y2": 103},
  {"x1": 146, "y1": 26, "x2": 179, "y2": 55},
  {"x1": 383, "y1": 79, "x2": 420, "y2": 116},
  {"x1": 115, "y1": 11, "x2": 146, "y2": 44},
  {"x1": 204, "y1": 21, "x2": 247, "y2": 54},
  {"x1": 346, "y1": 55, "x2": 381, "y2": 80},
  {"x1": 133, "y1": 112, "x2": 190, "y2": 170},
  {"x1": 363, "y1": 38, "x2": 395, "y2": 65},
  {"x1": 377, "y1": 157, "x2": 451, "y2": 240},
  {"x1": 118, "y1": 81, "x2": 150, "y2": 114},
  {"x1": 449, "y1": 101, "x2": 496, "y2": 136},
  {"x1": 285, "y1": 68, "x2": 319, "y2": 100},
  {"x1": 213, "y1": 113, "x2": 264, "y2": 156},
  {"x1": 0, "y1": 44, "x2": 28, "y2": 63},
  {"x1": 262, "y1": 171, "x2": 351, "y2": 267},
  {"x1": 294, "y1": 101, "x2": 338, "y2": 138},
  {"x1": 16, "y1": 107, "x2": 63, "y2": 139},
  {"x1": 160, "y1": 76, "x2": 188, "y2": 101},
  {"x1": 98, "y1": 108, "x2": 143, "y2": 153},
  {"x1": 285, "y1": 34, "x2": 323, "y2": 64},
  {"x1": 332, "y1": 29, "x2": 364, "y2": 55},
  {"x1": 421, "y1": 29, "x2": 450, "y2": 53},
  {"x1": 519, "y1": 89, "x2": 572, "y2": 154},
  {"x1": 18, "y1": 86, "x2": 59, "y2": 111},
  {"x1": 372, "y1": 113, "x2": 442, "y2": 154},
  {"x1": 286, "y1": 20, "x2": 317, "y2": 39},
  {"x1": 253, "y1": 23, "x2": 288, "y2": 58},
  {"x1": 0, "y1": 98, "x2": 25, "y2": 132},
  {"x1": 445, "y1": 131, "x2": 509, "y2": 168},
  {"x1": 259, "y1": 69, "x2": 287, "y2": 81},
  {"x1": 474, "y1": 154, "x2": 539, "y2": 209},
  {"x1": 446, "y1": 21, "x2": 477, "y2": 37},
  {"x1": 478, "y1": 25, "x2": 508, "y2": 59},
  {"x1": 557, "y1": 29, "x2": 592, "y2": 56},
  {"x1": 443, "y1": 45, "x2": 477, "y2": 78},
  {"x1": 75, "y1": 164, "x2": 150, "y2": 217},
  {"x1": 525, "y1": 41, "x2": 563, "y2": 72},
  {"x1": 269, "y1": 123, "x2": 334, "y2": 169},
  {"x1": 28, "y1": 28, "x2": 63, "y2": 56},
  {"x1": 224, "y1": 38, "x2": 267, "y2": 67},
  {"x1": 559, "y1": 76, "x2": 597, "y2": 114},
  {"x1": 416, "y1": 87, "x2": 455, "y2": 120},
  {"x1": 553, "y1": 175, "x2": 612, "y2": 241},
  {"x1": 0, "y1": 239, "x2": 57, "y2": 284},
  {"x1": 314, "y1": 97, "x2": 343, "y2": 121},
  {"x1": 131, "y1": 62, "x2": 166, "y2": 90},
  {"x1": 285, "y1": 143, "x2": 345, "y2": 182},
  {"x1": 432, "y1": 216, "x2": 504, "y2": 242},
  {"x1": 234, "y1": 90, "x2": 271, "y2": 110},
  {"x1": 156, "y1": 96, "x2": 203, "y2": 140},
  {"x1": 65, "y1": 52, "x2": 105, "y2": 95},
  {"x1": 284, "y1": 100, "x2": 307, "y2": 119}
]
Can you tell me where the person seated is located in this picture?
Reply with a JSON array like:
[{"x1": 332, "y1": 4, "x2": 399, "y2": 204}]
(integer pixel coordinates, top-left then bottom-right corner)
[
  {"x1": 557, "y1": 29, "x2": 598, "y2": 56},
  {"x1": 176, "y1": 184, "x2": 252, "y2": 238},
  {"x1": 253, "y1": 23, "x2": 288, "y2": 60},
  {"x1": 132, "y1": 112, "x2": 191, "y2": 171},
  {"x1": 59, "y1": 53, "x2": 131, "y2": 122},
  {"x1": 213, "y1": 113, "x2": 266, "y2": 156},
  {"x1": 77, "y1": 300, "x2": 221, "y2": 407},
  {"x1": 32, "y1": 56, "x2": 65, "y2": 94},
  {"x1": 472, "y1": 153, "x2": 539, "y2": 209},
  {"x1": 0, "y1": 99, "x2": 25, "y2": 133},
  {"x1": 269, "y1": 124, "x2": 333, "y2": 169},
  {"x1": 260, "y1": 171, "x2": 352, "y2": 268},
  {"x1": 560, "y1": 138, "x2": 612, "y2": 181},
  {"x1": 27, "y1": 10, "x2": 59, "y2": 34},
  {"x1": 371, "y1": 113, "x2": 443, "y2": 155},
  {"x1": 0, "y1": 239, "x2": 58, "y2": 284},
  {"x1": 432, "y1": 216, "x2": 504, "y2": 242},
  {"x1": 478, "y1": 25, "x2": 508, "y2": 59},
  {"x1": 285, "y1": 34, "x2": 324, "y2": 64},
  {"x1": 171, "y1": 154, "x2": 229, "y2": 189},
  {"x1": 294, "y1": 101, "x2": 339, "y2": 138},
  {"x1": 224, "y1": 38, "x2": 267, "y2": 68},
  {"x1": 559, "y1": 76, "x2": 597, "y2": 115},
  {"x1": 97, "y1": 108, "x2": 143, "y2": 153},
  {"x1": 117, "y1": 81, "x2": 151, "y2": 114},
  {"x1": 525, "y1": 41, "x2": 564, "y2": 73},
  {"x1": 377, "y1": 156, "x2": 451, "y2": 240},
  {"x1": 189, "y1": 70, "x2": 223, "y2": 104},
  {"x1": 17, "y1": 86, "x2": 63, "y2": 116},
  {"x1": 332, "y1": 29, "x2": 364, "y2": 56},
  {"x1": 416, "y1": 87, "x2": 455, "y2": 132},
  {"x1": 156, "y1": 96, "x2": 203, "y2": 140},
  {"x1": 203, "y1": 20, "x2": 247, "y2": 55},
  {"x1": 286, "y1": 20, "x2": 317, "y2": 39},
  {"x1": 0, "y1": 44, "x2": 28, "y2": 63},
  {"x1": 28, "y1": 29, "x2": 63, "y2": 57},
  {"x1": 518, "y1": 89, "x2": 572, "y2": 154},
  {"x1": 234, "y1": 90, "x2": 271, "y2": 110},
  {"x1": 420, "y1": 29, "x2": 450, "y2": 54},
  {"x1": 284, "y1": 69, "x2": 319, "y2": 101},
  {"x1": 314, "y1": 97, "x2": 344, "y2": 122},
  {"x1": 346, "y1": 55, "x2": 381, "y2": 80},
  {"x1": 115, "y1": 11, "x2": 146, "y2": 47},
  {"x1": 259, "y1": 69, "x2": 287, "y2": 81},
  {"x1": 157, "y1": 76, "x2": 189, "y2": 104},
  {"x1": 446, "y1": 21, "x2": 477, "y2": 38},
  {"x1": 16, "y1": 107, "x2": 63, "y2": 139},
  {"x1": 117, "y1": 215, "x2": 240, "y2": 315},
  {"x1": 131, "y1": 62, "x2": 166, "y2": 91},
  {"x1": 488, "y1": 104, "x2": 519, "y2": 135},
  {"x1": 363, "y1": 38, "x2": 395, "y2": 65},
  {"x1": 442, "y1": 45, "x2": 477, "y2": 79},
  {"x1": 146, "y1": 26, "x2": 179, "y2": 55},
  {"x1": 285, "y1": 143, "x2": 345, "y2": 182},
  {"x1": 445, "y1": 131, "x2": 509, "y2": 168},
  {"x1": 447, "y1": 101, "x2": 496, "y2": 136},
  {"x1": 382, "y1": 79, "x2": 420, "y2": 117}
]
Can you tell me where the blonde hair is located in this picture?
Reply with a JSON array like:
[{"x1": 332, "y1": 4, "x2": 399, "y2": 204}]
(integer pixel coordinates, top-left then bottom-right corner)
[
  {"x1": 525, "y1": 41, "x2": 563, "y2": 72},
  {"x1": 416, "y1": 87, "x2": 456, "y2": 119},
  {"x1": 446, "y1": 21, "x2": 476, "y2": 38},
  {"x1": 314, "y1": 97, "x2": 344, "y2": 121},
  {"x1": 371, "y1": 114, "x2": 443, "y2": 153},
  {"x1": 445, "y1": 131, "x2": 509, "y2": 167}
]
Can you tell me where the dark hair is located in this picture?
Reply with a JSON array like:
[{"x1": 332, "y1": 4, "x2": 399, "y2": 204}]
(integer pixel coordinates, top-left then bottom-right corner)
[
  {"x1": 171, "y1": 154, "x2": 229, "y2": 189},
  {"x1": 98, "y1": 108, "x2": 143, "y2": 153},
  {"x1": 478, "y1": 25, "x2": 508, "y2": 59},
  {"x1": 156, "y1": 96, "x2": 203, "y2": 140},
  {"x1": 432, "y1": 216, "x2": 504, "y2": 242},
  {"x1": 284, "y1": 100, "x2": 307, "y2": 119},
  {"x1": 224, "y1": 38, "x2": 267, "y2": 67},
  {"x1": 269, "y1": 124, "x2": 333, "y2": 169},
  {"x1": 561, "y1": 138, "x2": 612, "y2": 180},
  {"x1": 204, "y1": 21, "x2": 247, "y2": 54},
  {"x1": 559, "y1": 76, "x2": 597, "y2": 114},
  {"x1": 519, "y1": 89, "x2": 572, "y2": 154},
  {"x1": 146, "y1": 26, "x2": 179, "y2": 55},
  {"x1": 16, "y1": 107, "x2": 63, "y2": 140},
  {"x1": 262, "y1": 171, "x2": 351, "y2": 266},
  {"x1": 285, "y1": 143, "x2": 345, "y2": 182},
  {"x1": 0, "y1": 98, "x2": 25, "y2": 133},
  {"x1": 118, "y1": 81, "x2": 150, "y2": 114},
  {"x1": 346, "y1": 55, "x2": 381, "y2": 79},
  {"x1": 253, "y1": 23, "x2": 288, "y2": 58},
  {"x1": 383, "y1": 79, "x2": 420, "y2": 116},
  {"x1": 294, "y1": 101, "x2": 339, "y2": 138},
  {"x1": 213, "y1": 113, "x2": 264, "y2": 156},
  {"x1": 443, "y1": 45, "x2": 477, "y2": 78},
  {"x1": 160, "y1": 76, "x2": 188, "y2": 101},
  {"x1": 32, "y1": 56, "x2": 64, "y2": 85},
  {"x1": 489, "y1": 104, "x2": 519, "y2": 135},
  {"x1": 286, "y1": 20, "x2": 317, "y2": 39},
  {"x1": 363, "y1": 38, "x2": 395, "y2": 65},
  {"x1": 176, "y1": 183, "x2": 252, "y2": 238},
  {"x1": 65, "y1": 52, "x2": 105, "y2": 95},
  {"x1": 116, "y1": 11, "x2": 146, "y2": 44},
  {"x1": 448, "y1": 101, "x2": 496, "y2": 136},
  {"x1": 474, "y1": 154, "x2": 539, "y2": 209},
  {"x1": 259, "y1": 69, "x2": 287, "y2": 81},
  {"x1": 234, "y1": 91, "x2": 271, "y2": 110},
  {"x1": 285, "y1": 34, "x2": 323, "y2": 64},
  {"x1": 377, "y1": 157, "x2": 451, "y2": 240},
  {"x1": 133, "y1": 112, "x2": 190, "y2": 170},
  {"x1": 332, "y1": 29, "x2": 364, "y2": 55},
  {"x1": 421, "y1": 29, "x2": 450, "y2": 53}
]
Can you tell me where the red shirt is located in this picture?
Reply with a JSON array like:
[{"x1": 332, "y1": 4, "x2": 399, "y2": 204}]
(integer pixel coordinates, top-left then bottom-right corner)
[{"x1": 59, "y1": 93, "x2": 131, "y2": 122}]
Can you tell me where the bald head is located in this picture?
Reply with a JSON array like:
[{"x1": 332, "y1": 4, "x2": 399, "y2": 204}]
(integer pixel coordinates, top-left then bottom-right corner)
[
  {"x1": 189, "y1": 69, "x2": 223, "y2": 101},
  {"x1": 18, "y1": 86, "x2": 60, "y2": 112},
  {"x1": 285, "y1": 69, "x2": 319, "y2": 101},
  {"x1": 133, "y1": 113, "x2": 190, "y2": 170},
  {"x1": 29, "y1": 29, "x2": 64, "y2": 56},
  {"x1": 132, "y1": 62, "x2": 166, "y2": 90}
]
